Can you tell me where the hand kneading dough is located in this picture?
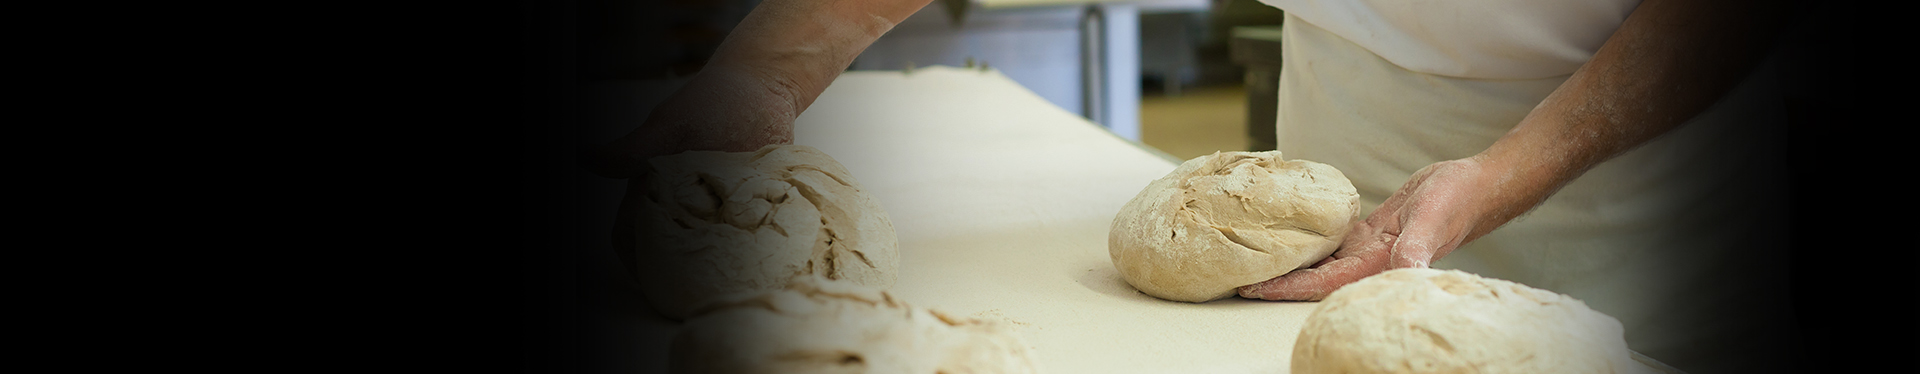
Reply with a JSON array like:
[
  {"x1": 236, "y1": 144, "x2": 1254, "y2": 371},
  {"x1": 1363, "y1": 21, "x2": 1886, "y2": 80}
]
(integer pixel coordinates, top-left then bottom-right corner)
[
  {"x1": 670, "y1": 276, "x2": 1043, "y2": 374},
  {"x1": 633, "y1": 144, "x2": 898, "y2": 320},
  {"x1": 1109, "y1": 151, "x2": 1358, "y2": 302},
  {"x1": 1293, "y1": 268, "x2": 1632, "y2": 374}
]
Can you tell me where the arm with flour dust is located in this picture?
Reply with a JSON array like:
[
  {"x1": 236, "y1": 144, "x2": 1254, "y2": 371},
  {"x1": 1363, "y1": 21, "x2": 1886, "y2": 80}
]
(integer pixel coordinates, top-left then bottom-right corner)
[
  {"x1": 582, "y1": 0, "x2": 936, "y2": 178},
  {"x1": 1238, "y1": 0, "x2": 1788, "y2": 301},
  {"x1": 581, "y1": 0, "x2": 934, "y2": 279}
]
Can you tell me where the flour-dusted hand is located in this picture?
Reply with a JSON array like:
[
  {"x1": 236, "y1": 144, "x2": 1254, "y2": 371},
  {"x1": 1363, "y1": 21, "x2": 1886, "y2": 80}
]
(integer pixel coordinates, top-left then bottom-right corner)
[
  {"x1": 1241, "y1": 0, "x2": 1786, "y2": 301},
  {"x1": 1238, "y1": 158, "x2": 1514, "y2": 301},
  {"x1": 582, "y1": 67, "x2": 804, "y2": 179},
  {"x1": 580, "y1": 0, "x2": 938, "y2": 179},
  {"x1": 584, "y1": 0, "x2": 939, "y2": 288},
  {"x1": 1234, "y1": 220, "x2": 1387, "y2": 301}
]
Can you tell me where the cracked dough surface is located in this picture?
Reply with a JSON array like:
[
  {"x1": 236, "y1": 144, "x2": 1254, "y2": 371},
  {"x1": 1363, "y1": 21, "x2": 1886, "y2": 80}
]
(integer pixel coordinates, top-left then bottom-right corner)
[
  {"x1": 1108, "y1": 151, "x2": 1358, "y2": 302},
  {"x1": 633, "y1": 145, "x2": 898, "y2": 320},
  {"x1": 1293, "y1": 268, "x2": 1632, "y2": 374},
  {"x1": 670, "y1": 276, "x2": 1042, "y2": 374}
]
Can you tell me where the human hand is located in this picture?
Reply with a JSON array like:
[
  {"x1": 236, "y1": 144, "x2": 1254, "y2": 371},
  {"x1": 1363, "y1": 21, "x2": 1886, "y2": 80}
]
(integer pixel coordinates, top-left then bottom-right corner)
[
  {"x1": 581, "y1": 0, "x2": 938, "y2": 179},
  {"x1": 581, "y1": 67, "x2": 800, "y2": 179},
  {"x1": 581, "y1": 0, "x2": 937, "y2": 282},
  {"x1": 1238, "y1": 158, "x2": 1517, "y2": 300},
  {"x1": 1235, "y1": 0, "x2": 1787, "y2": 302}
]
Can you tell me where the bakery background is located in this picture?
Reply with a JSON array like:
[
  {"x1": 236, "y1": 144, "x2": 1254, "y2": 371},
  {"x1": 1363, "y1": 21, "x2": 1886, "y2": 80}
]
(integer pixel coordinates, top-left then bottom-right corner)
[
  {"x1": 574, "y1": 0, "x2": 1286, "y2": 161},
  {"x1": 520, "y1": 0, "x2": 1845, "y2": 372}
]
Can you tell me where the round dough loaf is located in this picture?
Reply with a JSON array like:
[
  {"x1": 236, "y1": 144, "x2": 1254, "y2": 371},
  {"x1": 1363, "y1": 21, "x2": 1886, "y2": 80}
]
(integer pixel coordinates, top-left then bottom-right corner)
[
  {"x1": 633, "y1": 144, "x2": 898, "y2": 320},
  {"x1": 670, "y1": 276, "x2": 1042, "y2": 374},
  {"x1": 1292, "y1": 268, "x2": 1632, "y2": 374},
  {"x1": 1108, "y1": 151, "x2": 1359, "y2": 302}
]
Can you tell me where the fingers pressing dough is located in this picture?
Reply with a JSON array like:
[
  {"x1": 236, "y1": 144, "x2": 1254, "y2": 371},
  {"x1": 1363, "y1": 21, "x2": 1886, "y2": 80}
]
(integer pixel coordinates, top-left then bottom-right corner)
[
  {"x1": 633, "y1": 144, "x2": 899, "y2": 320},
  {"x1": 1109, "y1": 151, "x2": 1359, "y2": 302}
]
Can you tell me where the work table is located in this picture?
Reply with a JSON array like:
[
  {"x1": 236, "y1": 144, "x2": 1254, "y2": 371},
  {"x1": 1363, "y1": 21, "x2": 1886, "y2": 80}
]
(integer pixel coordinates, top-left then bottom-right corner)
[{"x1": 565, "y1": 66, "x2": 1672, "y2": 373}]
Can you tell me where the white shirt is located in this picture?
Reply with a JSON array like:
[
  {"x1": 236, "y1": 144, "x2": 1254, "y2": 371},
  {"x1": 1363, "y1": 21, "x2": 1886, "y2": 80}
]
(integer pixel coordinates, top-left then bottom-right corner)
[{"x1": 1256, "y1": 0, "x2": 1642, "y2": 79}]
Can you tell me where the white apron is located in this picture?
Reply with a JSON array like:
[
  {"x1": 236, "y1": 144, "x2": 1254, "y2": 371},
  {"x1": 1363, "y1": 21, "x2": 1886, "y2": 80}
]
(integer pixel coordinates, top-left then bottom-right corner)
[{"x1": 1271, "y1": 13, "x2": 1795, "y2": 373}]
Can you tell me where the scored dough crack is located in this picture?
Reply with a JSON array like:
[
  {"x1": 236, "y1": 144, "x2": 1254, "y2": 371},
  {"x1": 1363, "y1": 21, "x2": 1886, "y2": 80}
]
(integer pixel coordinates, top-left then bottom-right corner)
[
  {"x1": 1211, "y1": 225, "x2": 1269, "y2": 254},
  {"x1": 632, "y1": 144, "x2": 900, "y2": 320},
  {"x1": 1412, "y1": 325, "x2": 1456, "y2": 355},
  {"x1": 672, "y1": 276, "x2": 1043, "y2": 374}
]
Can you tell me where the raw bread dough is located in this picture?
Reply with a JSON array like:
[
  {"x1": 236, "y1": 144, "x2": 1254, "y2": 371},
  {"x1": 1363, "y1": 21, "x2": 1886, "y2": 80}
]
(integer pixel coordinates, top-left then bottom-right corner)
[
  {"x1": 1292, "y1": 268, "x2": 1632, "y2": 374},
  {"x1": 670, "y1": 275, "x2": 1043, "y2": 374},
  {"x1": 1108, "y1": 151, "x2": 1358, "y2": 302},
  {"x1": 633, "y1": 144, "x2": 899, "y2": 320}
]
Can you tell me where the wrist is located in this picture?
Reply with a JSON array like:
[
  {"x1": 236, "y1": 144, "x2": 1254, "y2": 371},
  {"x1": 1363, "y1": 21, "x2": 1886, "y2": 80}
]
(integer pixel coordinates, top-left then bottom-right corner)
[
  {"x1": 620, "y1": 66, "x2": 798, "y2": 158},
  {"x1": 1460, "y1": 140, "x2": 1569, "y2": 240},
  {"x1": 693, "y1": 62, "x2": 805, "y2": 125}
]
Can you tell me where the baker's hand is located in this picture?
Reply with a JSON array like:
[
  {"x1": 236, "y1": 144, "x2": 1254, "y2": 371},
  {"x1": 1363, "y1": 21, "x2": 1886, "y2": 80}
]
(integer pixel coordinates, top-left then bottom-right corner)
[
  {"x1": 581, "y1": 67, "x2": 800, "y2": 179},
  {"x1": 582, "y1": 0, "x2": 935, "y2": 282},
  {"x1": 1238, "y1": 158, "x2": 1503, "y2": 300},
  {"x1": 1238, "y1": 0, "x2": 1789, "y2": 302}
]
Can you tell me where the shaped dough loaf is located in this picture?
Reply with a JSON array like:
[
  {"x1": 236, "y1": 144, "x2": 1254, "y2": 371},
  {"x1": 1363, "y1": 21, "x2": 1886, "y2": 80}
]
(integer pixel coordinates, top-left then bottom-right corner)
[
  {"x1": 1109, "y1": 151, "x2": 1358, "y2": 302},
  {"x1": 633, "y1": 145, "x2": 898, "y2": 320},
  {"x1": 1292, "y1": 268, "x2": 1632, "y2": 374},
  {"x1": 671, "y1": 276, "x2": 1042, "y2": 374}
]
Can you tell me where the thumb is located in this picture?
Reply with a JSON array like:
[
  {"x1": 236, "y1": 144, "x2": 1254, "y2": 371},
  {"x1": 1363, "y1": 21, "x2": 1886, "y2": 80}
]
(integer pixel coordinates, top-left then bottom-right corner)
[
  {"x1": 1386, "y1": 225, "x2": 1444, "y2": 269},
  {"x1": 1237, "y1": 256, "x2": 1376, "y2": 301},
  {"x1": 1239, "y1": 229, "x2": 1396, "y2": 301}
]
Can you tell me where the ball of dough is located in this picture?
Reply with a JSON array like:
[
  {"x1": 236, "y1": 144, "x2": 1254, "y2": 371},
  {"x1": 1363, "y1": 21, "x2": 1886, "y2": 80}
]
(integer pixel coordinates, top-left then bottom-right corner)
[
  {"x1": 1292, "y1": 268, "x2": 1632, "y2": 374},
  {"x1": 1108, "y1": 151, "x2": 1359, "y2": 302},
  {"x1": 670, "y1": 276, "x2": 1043, "y2": 374},
  {"x1": 632, "y1": 144, "x2": 899, "y2": 320}
]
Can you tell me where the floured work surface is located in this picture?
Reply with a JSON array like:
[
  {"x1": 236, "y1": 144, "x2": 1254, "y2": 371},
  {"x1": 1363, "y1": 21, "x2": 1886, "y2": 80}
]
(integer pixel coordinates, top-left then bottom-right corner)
[
  {"x1": 580, "y1": 66, "x2": 1674, "y2": 373},
  {"x1": 785, "y1": 66, "x2": 1317, "y2": 373}
]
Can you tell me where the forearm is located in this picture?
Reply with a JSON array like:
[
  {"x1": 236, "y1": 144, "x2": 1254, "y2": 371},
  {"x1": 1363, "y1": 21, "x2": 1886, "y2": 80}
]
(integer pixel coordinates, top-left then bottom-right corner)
[
  {"x1": 1467, "y1": 0, "x2": 1785, "y2": 240},
  {"x1": 704, "y1": 0, "x2": 934, "y2": 120},
  {"x1": 588, "y1": 0, "x2": 934, "y2": 177}
]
